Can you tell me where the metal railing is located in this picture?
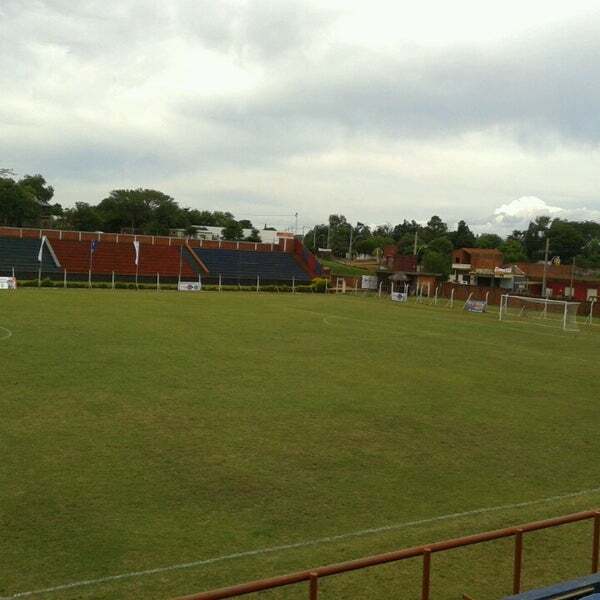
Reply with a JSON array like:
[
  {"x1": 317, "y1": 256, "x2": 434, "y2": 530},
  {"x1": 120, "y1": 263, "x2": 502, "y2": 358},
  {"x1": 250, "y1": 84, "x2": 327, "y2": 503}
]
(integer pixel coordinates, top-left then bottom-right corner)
[{"x1": 173, "y1": 510, "x2": 600, "y2": 600}]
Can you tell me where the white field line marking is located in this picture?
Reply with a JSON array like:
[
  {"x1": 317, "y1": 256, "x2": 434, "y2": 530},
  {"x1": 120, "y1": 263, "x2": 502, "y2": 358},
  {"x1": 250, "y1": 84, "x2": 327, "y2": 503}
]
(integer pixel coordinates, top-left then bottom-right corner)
[
  {"x1": 4, "y1": 487, "x2": 600, "y2": 599},
  {"x1": 0, "y1": 326, "x2": 13, "y2": 340}
]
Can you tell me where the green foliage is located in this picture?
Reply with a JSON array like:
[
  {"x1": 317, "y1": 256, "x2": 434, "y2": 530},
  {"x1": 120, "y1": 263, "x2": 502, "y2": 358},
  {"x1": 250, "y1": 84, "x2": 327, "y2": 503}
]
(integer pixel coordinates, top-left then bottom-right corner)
[
  {"x1": 448, "y1": 220, "x2": 476, "y2": 248},
  {"x1": 500, "y1": 239, "x2": 527, "y2": 263},
  {"x1": 548, "y1": 219, "x2": 586, "y2": 262},
  {"x1": 475, "y1": 233, "x2": 503, "y2": 249},
  {"x1": 427, "y1": 236, "x2": 453, "y2": 256},
  {"x1": 221, "y1": 221, "x2": 245, "y2": 241},
  {"x1": 422, "y1": 215, "x2": 448, "y2": 242},
  {"x1": 0, "y1": 173, "x2": 60, "y2": 227},
  {"x1": 422, "y1": 249, "x2": 451, "y2": 276},
  {"x1": 244, "y1": 228, "x2": 261, "y2": 242}
]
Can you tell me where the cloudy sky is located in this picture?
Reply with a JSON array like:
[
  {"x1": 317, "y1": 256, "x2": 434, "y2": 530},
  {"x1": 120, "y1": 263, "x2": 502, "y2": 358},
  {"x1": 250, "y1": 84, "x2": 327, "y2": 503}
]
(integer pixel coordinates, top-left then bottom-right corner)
[{"x1": 2, "y1": 0, "x2": 600, "y2": 233}]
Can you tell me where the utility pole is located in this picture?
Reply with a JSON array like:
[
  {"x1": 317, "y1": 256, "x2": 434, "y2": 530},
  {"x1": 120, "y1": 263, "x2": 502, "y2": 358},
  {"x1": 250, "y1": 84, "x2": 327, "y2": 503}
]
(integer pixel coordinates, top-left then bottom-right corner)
[
  {"x1": 294, "y1": 212, "x2": 298, "y2": 235},
  {"x1": 348, "y1": 224, "x2": 353, "y2": 259},
  {"x1": 570, "y1": 257, "x2": 576, "y2": 300},
  {"x1": 413, "y1": 229, "x2": 418, "y2": 255},
  {"x1": 541, "y1": 236, "x2": 550, "y2": 298}
]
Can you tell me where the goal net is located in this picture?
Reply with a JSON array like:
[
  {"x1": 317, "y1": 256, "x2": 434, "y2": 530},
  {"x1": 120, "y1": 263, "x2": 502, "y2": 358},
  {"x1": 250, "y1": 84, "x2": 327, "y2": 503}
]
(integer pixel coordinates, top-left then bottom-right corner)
[{"x1": 499, "y1": 295, "x2": 580, "y2": 331}]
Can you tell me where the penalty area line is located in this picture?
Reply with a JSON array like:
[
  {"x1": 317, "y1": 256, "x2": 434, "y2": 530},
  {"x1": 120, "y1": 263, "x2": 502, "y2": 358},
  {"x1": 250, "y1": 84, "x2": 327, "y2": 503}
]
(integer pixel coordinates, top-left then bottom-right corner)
[
  {"x1": 4, "y1": 486, "x2": 600, "y2": 599},
  {"x1": 0, "y1": 326, "x2": 13, "y2": 340}
]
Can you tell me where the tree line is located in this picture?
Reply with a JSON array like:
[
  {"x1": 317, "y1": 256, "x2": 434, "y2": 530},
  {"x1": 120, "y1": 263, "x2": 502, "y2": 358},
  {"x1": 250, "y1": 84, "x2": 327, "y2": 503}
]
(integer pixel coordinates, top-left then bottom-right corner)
[
  {"x1": 0, "y1": 171, "x2": 262, "y2": 241},
  {"x1": 2, "y1": 170, "x2": 599, "y2": 270},
  {"x1": 303, "y1": 214, "x2": 600, "y2": 275}
]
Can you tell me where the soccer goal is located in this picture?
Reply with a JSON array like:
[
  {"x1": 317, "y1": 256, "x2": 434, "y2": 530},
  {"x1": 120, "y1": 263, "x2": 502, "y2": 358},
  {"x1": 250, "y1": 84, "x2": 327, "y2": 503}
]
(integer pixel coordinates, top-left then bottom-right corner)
[{"x1": 499, "y1": 295, "x2": 580, "y2": 331}]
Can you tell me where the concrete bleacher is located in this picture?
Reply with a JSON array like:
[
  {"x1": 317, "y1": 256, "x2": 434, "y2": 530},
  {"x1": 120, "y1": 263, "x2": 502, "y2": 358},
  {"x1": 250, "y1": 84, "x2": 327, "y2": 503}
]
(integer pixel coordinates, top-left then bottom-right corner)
[
  {"x1": 190, "y1": 247, "x2": 311, "y2": 282},
  {"x1": 0, "y1": 237, "x2": 60, "y2": 276},
  {"x1": 51, "y1": 240, "x2": 199, "y2": 278}
]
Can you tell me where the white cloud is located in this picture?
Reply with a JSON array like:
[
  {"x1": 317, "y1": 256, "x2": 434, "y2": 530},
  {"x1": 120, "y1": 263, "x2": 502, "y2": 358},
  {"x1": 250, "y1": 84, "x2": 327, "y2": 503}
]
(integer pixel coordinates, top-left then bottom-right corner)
[{"x1": 494, "y1": 197, "x2": 564, "y2": 225}]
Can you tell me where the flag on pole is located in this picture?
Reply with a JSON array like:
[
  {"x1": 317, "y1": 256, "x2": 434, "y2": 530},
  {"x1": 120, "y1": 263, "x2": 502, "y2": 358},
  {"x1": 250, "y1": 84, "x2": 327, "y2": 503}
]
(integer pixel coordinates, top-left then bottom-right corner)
[
  {"x1": 133, "y1": 240, "x2": 140, "y2": 265},
  {"x1": 37, "y1": 236, "x2": 47, "y2": 262}
]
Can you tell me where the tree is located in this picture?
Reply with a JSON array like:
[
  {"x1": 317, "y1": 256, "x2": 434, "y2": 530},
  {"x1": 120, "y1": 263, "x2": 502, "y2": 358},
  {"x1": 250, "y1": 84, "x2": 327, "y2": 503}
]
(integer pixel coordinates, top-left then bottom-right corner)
[
  {"x1": 422, "y1": 215, "x2": 448, "y2": 242},
  {"x1": 245, "y1": 228, "x2": 261, "y2": 242},
  {"x1": 548, "y1": 219, "x2": 585, "y2": 262},
  {"x1": 577, "y1": 239, "x2": 600, "y2": 268},
  {"x1": 19, "y1": 174, "x2": 54, "y2": 206},
  {"x1": 422, "y1": 250, "x2": 451, "y2": 278},
  {"x1": 397, "y1": 233, "x2": 419, "y2": 256},
  {"x1": 448, "y1": 220, "x2": 475, "y2": 248},
  {"x1": 427, "y1": 236, "x2": 453, "y2": 256},
  {"x1": 475, "y1": 233, "x2": 503, "y2": 249},
  {"x1": 64, "y1": 202, "x2": 103, "y2": 231},
  {"x1": 222, "y1": 221, "x2": 244, "y2": 240},
  {"x1": 238, "y1": 219, "x2": 253, "y2": 229},
  {"x1": 392, "y1": 220, "x2": 421, "y2": 241},
  {"x1": 500, "y1": 239, "x2": 527, "y2": 263},
  {"x1": 522, "y1": 216, "x2": 551, "y2": 260},
  {"x1": 0, "y1": 175, "x2": 41, "y2": 226}
]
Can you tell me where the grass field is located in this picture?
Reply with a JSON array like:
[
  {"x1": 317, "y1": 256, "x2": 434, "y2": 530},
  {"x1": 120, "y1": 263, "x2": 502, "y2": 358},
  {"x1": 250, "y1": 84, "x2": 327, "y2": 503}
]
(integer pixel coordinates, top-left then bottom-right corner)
[{"x1": 2, "y1": 290, "x2": 600, "y2": 600}]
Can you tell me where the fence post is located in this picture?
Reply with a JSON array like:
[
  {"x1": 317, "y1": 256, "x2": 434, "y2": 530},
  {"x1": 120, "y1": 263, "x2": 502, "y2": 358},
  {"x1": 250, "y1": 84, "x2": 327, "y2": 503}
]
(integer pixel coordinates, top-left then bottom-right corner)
[
  {"x1": 292, "y1": 277, "x2": 295, "y2": 293},
  {"x1": 112, "y1": 271, "x2": 115, "y2": 290},
  {"x1": 88, "y1": 268, "x2": 92, "y2": 289},
  {"x1": 513, "y1": 529, "x2": 524, "y2": 594},
  {"x1": 309, "y1": 573, "x2": 319, "y2": 600},
  {"x1": 64, "y1": 269, "x2": 67, "y2": 289},
  {"x1": 592, "y1": 513, "x2": 600, "y2": 572},
  {"x1": 38, "y1": 266, "x2": 41, "y2": 287},
  {"x1": 421, "y1": 549, "x2": 432, "y2": 600},
  {"x1": 157, "y1": 272, "x2": 160, "y2": 292},
  {"x1": 219, "y1": 274, "x2": 222, "y2": 292},
  {"x1": 256, "y1": 275, "x2": 260, "y2": 293}
]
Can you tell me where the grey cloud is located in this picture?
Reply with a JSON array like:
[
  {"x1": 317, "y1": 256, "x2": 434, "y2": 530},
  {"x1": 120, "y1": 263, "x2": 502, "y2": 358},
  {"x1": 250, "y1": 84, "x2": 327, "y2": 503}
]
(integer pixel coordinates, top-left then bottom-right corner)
[{"x1": 181, "y1": 17, "x2": 600, "y2": 147}]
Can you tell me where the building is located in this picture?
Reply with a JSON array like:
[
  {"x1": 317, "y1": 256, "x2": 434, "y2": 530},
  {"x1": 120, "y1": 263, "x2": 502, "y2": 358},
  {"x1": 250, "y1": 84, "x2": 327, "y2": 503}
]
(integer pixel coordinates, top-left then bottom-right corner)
[
  {"x1": 451, "y1": 248, "x2": 526, "y2": 290},
  {"x1": 511, "y1": 263, "x2": 600, "y2": 301},
  {"x1": 169, "y1": 226, "x2": 284, "y2": 245},
  {"x1": 381, "y1": 245, "x2": 418, "y2": 272}
]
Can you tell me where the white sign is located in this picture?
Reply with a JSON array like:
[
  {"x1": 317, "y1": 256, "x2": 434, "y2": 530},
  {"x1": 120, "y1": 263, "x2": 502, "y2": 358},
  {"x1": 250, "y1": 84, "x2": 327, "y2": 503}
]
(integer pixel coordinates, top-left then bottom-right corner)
[
  {"x1": 178, "y1": 281, "x2": 201, "y2": 292},
  {"x1": 361, "y1": 275, "x2": 378, "y2": 290},
  {"x1": 0, "y1": 277, "x2": 17, "y2": 290},
  {"x1": 465, "y1": 299, "x2": 486, "y2": 313},
  {"x1": 391, "y1": 292, "x2": 408, "y2": 302}
]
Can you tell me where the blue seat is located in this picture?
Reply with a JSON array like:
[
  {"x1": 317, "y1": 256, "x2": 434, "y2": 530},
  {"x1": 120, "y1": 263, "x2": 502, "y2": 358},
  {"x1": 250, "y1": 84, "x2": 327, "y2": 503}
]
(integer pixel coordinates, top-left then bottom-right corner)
[
  {"x1": 190, "y1": 248, "x2": 311, "y2": 283},
  {"x1": 0, "y1": 237, "x2": 60, "y2": 276}
]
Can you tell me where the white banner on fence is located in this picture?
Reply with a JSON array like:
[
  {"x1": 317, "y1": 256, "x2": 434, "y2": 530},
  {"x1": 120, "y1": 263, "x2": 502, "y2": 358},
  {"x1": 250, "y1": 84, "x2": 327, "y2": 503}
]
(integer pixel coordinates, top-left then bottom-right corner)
[
  {"x1": 361, "y1": 275, "x2": 378, "y2": 290},
  {"x1": 0, "y1": 277, "x2": 17, "y2": 290},
  {"x1": 178, "y1": 281, "x2": 201, "y2": 292},
  {"x1": 465, "y1": 299, "x2": 486, "y2": 313},
  {"x1": 391, "y1": 292, "x2": 408, "y2": 302}
]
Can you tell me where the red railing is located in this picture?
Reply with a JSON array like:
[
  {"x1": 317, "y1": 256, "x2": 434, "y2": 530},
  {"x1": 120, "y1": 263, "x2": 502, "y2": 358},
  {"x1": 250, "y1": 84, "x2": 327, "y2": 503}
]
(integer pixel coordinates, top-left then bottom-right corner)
[{"x1": 173, "y1": 510, "x2": 600, "y2": 600}]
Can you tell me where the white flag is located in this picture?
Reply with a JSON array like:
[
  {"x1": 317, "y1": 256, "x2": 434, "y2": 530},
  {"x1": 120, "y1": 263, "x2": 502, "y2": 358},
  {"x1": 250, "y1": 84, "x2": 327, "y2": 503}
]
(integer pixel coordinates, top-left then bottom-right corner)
[
  {"x1": 37, "y1": 236, "x2": 47, "y2": 262},
  {"x1": 133, "y1": 240, "x2": 140, "y2": 265}
]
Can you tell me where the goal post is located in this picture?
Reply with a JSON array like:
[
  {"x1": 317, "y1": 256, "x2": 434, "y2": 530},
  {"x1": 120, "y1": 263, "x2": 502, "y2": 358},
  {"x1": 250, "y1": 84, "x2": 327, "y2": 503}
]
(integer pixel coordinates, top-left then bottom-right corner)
[{"x1": 499, "y1": 295, "x2": 580, "y2": 331}]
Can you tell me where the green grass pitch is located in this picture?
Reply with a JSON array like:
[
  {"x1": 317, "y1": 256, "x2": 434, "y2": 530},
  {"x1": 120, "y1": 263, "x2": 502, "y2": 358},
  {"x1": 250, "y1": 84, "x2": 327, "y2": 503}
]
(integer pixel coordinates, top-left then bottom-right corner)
[{"x1": 2, "y1": 290, "x2": 600, "y2": 600}]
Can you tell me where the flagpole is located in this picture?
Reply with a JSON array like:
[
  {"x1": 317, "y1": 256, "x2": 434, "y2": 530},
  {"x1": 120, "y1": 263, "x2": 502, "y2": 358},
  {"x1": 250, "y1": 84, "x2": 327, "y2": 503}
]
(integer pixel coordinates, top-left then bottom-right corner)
[{"x1": 88, "y1": 242, "x2": 93, "y2": 288}]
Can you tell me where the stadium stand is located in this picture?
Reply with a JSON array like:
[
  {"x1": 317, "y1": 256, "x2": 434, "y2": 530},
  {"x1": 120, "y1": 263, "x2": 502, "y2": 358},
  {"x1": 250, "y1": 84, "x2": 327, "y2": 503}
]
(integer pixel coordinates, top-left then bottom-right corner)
[
  {"x1": 504, "y1": 573, "x2": 600, "y2": 600},
  {"x1": 0, "y1": 236, "x2": 60, "y2": 276},
  {"x1": 0, "y1": 227, "x2": 320, "y2": 283},
  {"x1": 51, "y1": 239, "x2": 200, "y2": 278},
  {"x1": 189, "y1": 247, "x2": 311, "y2": 283}
]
